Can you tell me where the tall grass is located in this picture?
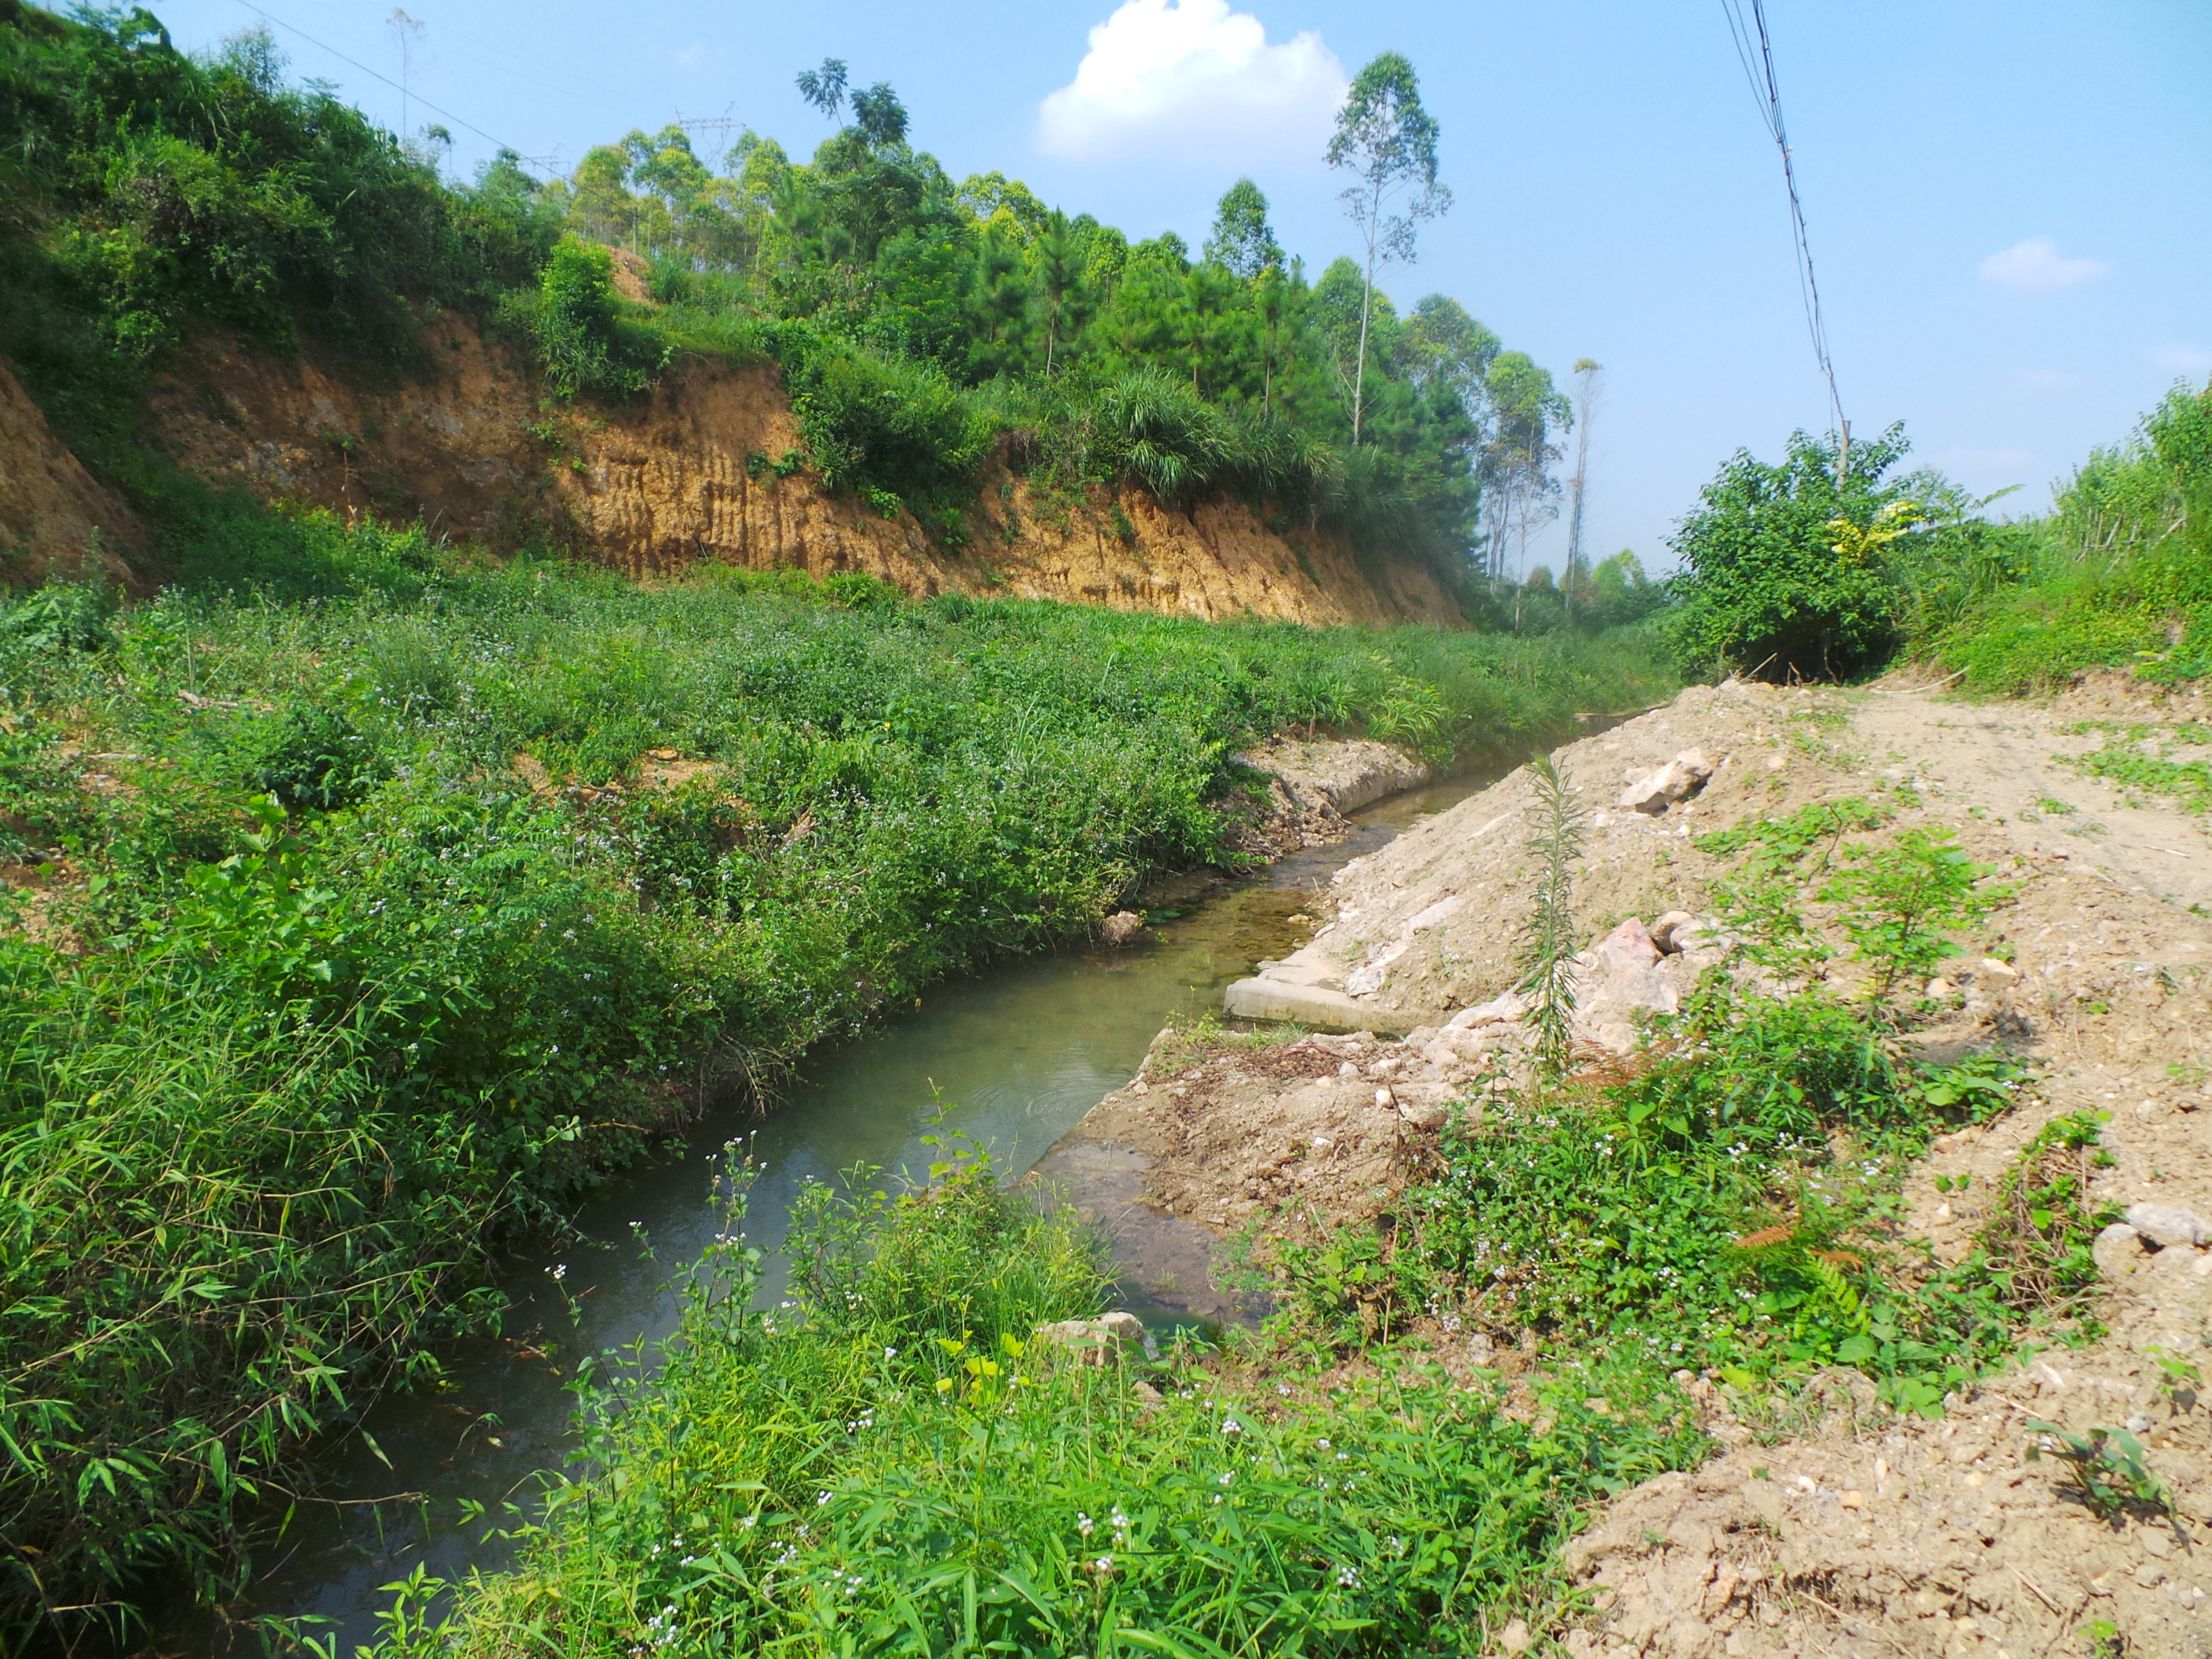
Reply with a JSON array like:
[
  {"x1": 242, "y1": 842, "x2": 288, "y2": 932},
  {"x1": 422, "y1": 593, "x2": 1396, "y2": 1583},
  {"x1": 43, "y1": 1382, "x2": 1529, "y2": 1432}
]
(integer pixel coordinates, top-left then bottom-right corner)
[
  {"x1": 0, "y1": 508, "x2": 1672, "y2": 1634},
  {"x1": 1900, "y1": 380, "x2": 2212, "y2": 690}
]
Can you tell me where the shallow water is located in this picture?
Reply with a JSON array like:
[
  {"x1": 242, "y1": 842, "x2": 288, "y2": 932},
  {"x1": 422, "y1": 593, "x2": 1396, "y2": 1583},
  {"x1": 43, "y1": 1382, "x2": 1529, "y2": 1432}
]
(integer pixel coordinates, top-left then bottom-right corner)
[{"x1": 175, "y1": 771, "x2": 1496, "y2": 1657}]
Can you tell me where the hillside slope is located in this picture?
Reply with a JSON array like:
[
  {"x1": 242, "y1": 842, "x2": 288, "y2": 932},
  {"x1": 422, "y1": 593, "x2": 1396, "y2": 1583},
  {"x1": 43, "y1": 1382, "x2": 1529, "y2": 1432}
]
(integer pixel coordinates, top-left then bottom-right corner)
[{"x1": 10, "y1": 318, "x2": 1460, "y2": 626}]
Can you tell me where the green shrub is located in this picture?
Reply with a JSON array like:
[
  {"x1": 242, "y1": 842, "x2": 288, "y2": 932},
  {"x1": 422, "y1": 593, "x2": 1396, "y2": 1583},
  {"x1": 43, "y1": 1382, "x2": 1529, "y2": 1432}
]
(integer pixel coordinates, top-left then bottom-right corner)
[
  {"x1": 1663, "y1": 425, "x2": 1923, "y2": 681},
  {"x1": 529, "y1": 238, "x2": 668, "y2": 401},
  {"x1": 773, "y1": 325, "x2": 991, "y2": 529},
  {"x1": 1915, "y1": 381, "x2": 2212, "y2": 691}
]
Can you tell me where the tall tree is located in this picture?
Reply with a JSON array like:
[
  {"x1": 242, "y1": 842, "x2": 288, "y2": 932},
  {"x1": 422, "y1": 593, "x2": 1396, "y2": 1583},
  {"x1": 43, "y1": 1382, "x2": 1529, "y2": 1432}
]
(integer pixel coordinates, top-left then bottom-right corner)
[
  {"x1": 1202, "y1": 178, "x2": 1282, "y2": 279},
  {"x1": 796, "y1": 58, "x2": 848, "y2": 122},
  {"x1": 1029, "y1": 210, "x2": 1089, "y2": 376},
  {"x1": 1481, "y1": 352, "x2": 1568, "y2": 589},
  {"x1": 850, "y1": 82, "x2": 909, "y2": 149},
  {"x1": 1326, "y1": 52, "x2": 1450, "y2": 445},
  {"x1": 1563, "y1": 358, "x2": 1601, "y2": 619}
]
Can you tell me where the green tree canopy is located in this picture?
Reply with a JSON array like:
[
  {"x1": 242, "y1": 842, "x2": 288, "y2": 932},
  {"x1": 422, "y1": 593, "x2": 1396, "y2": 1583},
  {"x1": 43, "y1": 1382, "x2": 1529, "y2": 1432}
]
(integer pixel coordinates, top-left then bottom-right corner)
[
  {"x1": 1326, "y1": 52, "x2": 1450, "y2": 444},
  {"x1": 1202, "y1": 178, "x2": 1283, "y2": 279}
]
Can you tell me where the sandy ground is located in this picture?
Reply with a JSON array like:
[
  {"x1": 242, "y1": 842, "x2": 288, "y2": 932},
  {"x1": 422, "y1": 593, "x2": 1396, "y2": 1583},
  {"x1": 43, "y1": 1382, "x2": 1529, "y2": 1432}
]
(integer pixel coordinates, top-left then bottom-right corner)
[{"x1": 1046, "y1": 670, "x2": 2212, "y2": 1658}]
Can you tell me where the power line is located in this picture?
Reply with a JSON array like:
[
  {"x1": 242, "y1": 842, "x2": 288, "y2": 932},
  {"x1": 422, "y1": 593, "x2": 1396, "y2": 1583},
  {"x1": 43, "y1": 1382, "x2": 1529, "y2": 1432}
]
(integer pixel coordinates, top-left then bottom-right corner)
[
  {"x1": 226, "y1": 0, "x2": 561, "y2": 177},
  {"x1": 1718, "y1": 0, "x2": 1849, "y2": 478}
]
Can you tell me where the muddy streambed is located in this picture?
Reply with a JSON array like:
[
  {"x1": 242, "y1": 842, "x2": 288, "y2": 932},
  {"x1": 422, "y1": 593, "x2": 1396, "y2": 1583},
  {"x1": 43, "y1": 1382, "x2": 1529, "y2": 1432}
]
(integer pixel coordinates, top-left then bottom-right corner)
[{"x1": 176, "y1": 771, "x2": 1496, "y2": 1656}]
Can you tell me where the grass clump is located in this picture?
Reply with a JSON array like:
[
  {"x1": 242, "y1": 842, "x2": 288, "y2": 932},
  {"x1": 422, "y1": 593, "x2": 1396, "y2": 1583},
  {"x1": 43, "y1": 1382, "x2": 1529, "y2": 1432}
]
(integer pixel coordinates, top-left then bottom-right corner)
[
  {"x1": 0, "y1": 511, "x2": 1669, "y2": 1635},
  {"x1": 364, "y1": 1140, "x2": 1700, "y2": 1659}
]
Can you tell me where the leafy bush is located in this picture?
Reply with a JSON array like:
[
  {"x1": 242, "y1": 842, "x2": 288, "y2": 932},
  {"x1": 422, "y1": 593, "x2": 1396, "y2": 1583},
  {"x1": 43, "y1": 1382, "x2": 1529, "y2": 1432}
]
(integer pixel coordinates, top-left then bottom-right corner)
[
  {"x1": 1818, "y1": 828, "x2": 2009, "y2": 1002},
  {"x1": 1911, "y1": 381, "x2": 2212, "y2": 690},
  {"x1": 773, "y1": 324, "x2": 991, "y2": 529},
  {"x1": 1663, "y1": 425, "x2": 1926, "y2": 681},
  {"x1": 529, "y1": 238, "x2": 668, "y2": 401},
  {"x1": 0, "y1": 5, "x2": 558, "y2": 455}
]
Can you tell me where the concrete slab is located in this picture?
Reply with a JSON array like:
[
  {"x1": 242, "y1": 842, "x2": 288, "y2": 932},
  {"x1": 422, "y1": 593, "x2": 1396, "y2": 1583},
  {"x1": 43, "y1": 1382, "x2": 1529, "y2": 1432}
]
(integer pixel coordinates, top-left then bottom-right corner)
[{"x1": 1222, "y1": 975, "x2": 1395, "y2": 1033}]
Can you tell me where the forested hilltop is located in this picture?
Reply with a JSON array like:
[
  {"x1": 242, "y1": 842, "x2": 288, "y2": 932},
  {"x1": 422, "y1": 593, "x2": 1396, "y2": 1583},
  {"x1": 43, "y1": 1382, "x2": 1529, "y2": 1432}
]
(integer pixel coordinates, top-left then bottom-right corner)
[{"x1": 0, "y1": 5, "x2": 1669, "y2": 624}]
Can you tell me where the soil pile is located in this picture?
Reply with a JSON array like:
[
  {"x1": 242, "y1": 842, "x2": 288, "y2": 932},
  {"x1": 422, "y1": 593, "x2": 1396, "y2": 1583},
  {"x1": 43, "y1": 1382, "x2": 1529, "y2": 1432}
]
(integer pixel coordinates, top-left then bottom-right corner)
[{"x1": 1053, "y1": 672, "x2": 2212, "y2": 1657}]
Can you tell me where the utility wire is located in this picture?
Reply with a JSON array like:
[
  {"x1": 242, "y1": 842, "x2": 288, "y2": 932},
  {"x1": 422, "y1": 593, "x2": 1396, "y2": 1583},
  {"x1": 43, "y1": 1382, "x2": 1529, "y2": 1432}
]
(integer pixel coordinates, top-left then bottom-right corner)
[
  {"x1": 1719, "y1": 0, "x2": 1849, "y2": 478},
  {"x1": 226, "y1": 0, "x2": 560, "y2": 177}
]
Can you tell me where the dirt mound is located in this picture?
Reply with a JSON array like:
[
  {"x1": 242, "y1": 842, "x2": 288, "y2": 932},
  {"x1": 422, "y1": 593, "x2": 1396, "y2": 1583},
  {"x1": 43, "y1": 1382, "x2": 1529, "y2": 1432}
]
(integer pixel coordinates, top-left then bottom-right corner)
[
  {"x1": 1225, "y1": 737, "x2": 1436, "y2": 857},
  {"x1": 135, "y1": 319, "x2": 1458, "y2": 626},
  {"x1": 0, "y1": 357, "x2": 144, "y2": 588},
  {"x1": 1054, "y1": 674, "x2": 2212, "y2": 1656}
]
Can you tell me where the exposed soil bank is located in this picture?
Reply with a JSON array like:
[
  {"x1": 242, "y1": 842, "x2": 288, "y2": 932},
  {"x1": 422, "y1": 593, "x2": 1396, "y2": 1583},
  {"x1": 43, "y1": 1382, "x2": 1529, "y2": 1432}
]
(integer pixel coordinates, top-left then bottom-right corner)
[
  {"x1": 1047, "y1": 672, "x2": 2212, "y2": 1658},
  {"x1": 8, "y1": 319, "x2": 1459, "y2": 626}
]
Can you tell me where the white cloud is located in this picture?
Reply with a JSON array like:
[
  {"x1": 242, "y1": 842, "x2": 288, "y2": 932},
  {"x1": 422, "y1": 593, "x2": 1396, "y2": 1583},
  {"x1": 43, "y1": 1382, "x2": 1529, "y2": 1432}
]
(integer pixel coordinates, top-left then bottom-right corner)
[
  {"x1": 1978, "y1": 237, "x2": 2112, "y2": 292},
  {"x1": 1037, "y1": 0, "x2": 1347, "y2": 164},
  {"x1": 2147, "y1": 343, "x2": 2212, "y2": 378}
]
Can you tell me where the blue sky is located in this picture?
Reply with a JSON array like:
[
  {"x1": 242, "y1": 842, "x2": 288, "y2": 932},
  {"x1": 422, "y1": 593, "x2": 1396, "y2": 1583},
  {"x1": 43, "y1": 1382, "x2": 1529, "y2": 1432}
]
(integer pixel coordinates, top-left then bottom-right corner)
[{"x1": 152, "y1": 0, "x2": 2211, "y2": 571}]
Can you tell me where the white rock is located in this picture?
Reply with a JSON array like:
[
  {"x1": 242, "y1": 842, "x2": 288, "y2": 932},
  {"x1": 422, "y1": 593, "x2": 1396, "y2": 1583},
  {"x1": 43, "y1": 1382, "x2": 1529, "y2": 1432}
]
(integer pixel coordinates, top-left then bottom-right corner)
[
  {"x1": 1592, "y1": 917, "x2": 1661, "y2": 973},
  {"x1": 1979, "y1": 956, "x2": 2020, "y2": 983},
  {"x1": 1405, "y1": 894, "x2": 1463, "y2": 933},
  {"x1": 2123, "y1": 1204, "x2": 2212, "y2": 1249},
  {"x1": 2094, "y1": 1222, "x2": 2150, "y2": 1278},
  {"x1": 1099, "y1": 910, "x2": 1145, "y2": 946},
  {"x1": 1651, "y1": 910, "x2": 1697, "y2": 953},
  {"x1": 1620, "y1": 762, "x2": 1693, "y2": 814},
  {"x1": 1423, "y1": 1027, "x2": 1509, "y2": 1067},
  {"x1": 1036, "y1": 1312, "x2": 1147, "y2": 1364},
  {"x1": 1446, "y1": 990, "x2": 1529, "y2": 1029},
  {"x1": 1617, "y1": 749, "x2": 1720, "y2": 815}
]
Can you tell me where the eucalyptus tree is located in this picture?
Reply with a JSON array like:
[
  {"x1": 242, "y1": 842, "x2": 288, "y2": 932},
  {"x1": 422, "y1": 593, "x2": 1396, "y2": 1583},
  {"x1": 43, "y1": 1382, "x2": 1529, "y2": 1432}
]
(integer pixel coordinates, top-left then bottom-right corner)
[
  {"x1": 1563, "y1": 358, "x2": 1602, "y2": 617},
  {"x1": 1326, "y1": 52, "x2": 1450, "y2": 444},
  {"x1": 850, "y1": 82, "x2": 910, "y2": 149},
  {"x1": 1481, "y1": 351, "x2": 1569, "y2": 588}
]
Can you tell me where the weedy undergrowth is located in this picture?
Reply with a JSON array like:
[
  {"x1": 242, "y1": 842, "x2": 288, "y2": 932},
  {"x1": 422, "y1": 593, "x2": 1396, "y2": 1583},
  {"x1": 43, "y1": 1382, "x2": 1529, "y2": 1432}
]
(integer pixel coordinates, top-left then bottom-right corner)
[
  {"x1": 2025, "y1": 1422, "x2": 2170, "y2": 1521},
  {"x1": 0, "y1": 520, "x2": 1674, "y2": 1634},
  {"x1": 362, "y1": 1139, "x2": 1702, "y2": 1659},
  {"x1": 1280, "y1": 801, "x2": 2085, "y2": 1426}
]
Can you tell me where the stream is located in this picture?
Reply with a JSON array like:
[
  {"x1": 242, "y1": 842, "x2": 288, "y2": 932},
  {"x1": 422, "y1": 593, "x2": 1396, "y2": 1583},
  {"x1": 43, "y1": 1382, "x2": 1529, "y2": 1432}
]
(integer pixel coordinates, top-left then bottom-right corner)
[{"x1": 177, "y1": 771, "x2": 1497, "y2": 1657}]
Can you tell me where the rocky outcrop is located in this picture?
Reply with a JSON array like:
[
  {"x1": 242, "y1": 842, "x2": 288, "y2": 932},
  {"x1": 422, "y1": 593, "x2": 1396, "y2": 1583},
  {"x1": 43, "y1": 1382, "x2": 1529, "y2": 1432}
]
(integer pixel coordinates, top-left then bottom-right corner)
[{"x1": 133, "y1": 320, "x2": 1461, "y2": 626}]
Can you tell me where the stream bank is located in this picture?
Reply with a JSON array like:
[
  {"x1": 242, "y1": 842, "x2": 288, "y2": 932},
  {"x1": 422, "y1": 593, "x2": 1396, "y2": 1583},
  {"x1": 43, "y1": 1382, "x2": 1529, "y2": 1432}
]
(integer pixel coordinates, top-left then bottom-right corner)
[{"x1": 176, "y1": 756, "x2": 1494, "y2": 1657}]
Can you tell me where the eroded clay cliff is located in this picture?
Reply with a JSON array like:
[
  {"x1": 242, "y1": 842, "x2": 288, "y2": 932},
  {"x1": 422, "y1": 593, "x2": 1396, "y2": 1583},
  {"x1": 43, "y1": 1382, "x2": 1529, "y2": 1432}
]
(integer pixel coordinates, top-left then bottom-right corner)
[
  {"x1": 0, "y1": 358, "x2": 145, "y2": 590},
  {"x1": 122, "y1": 317, "x2": 1460, "y2": 626}
]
